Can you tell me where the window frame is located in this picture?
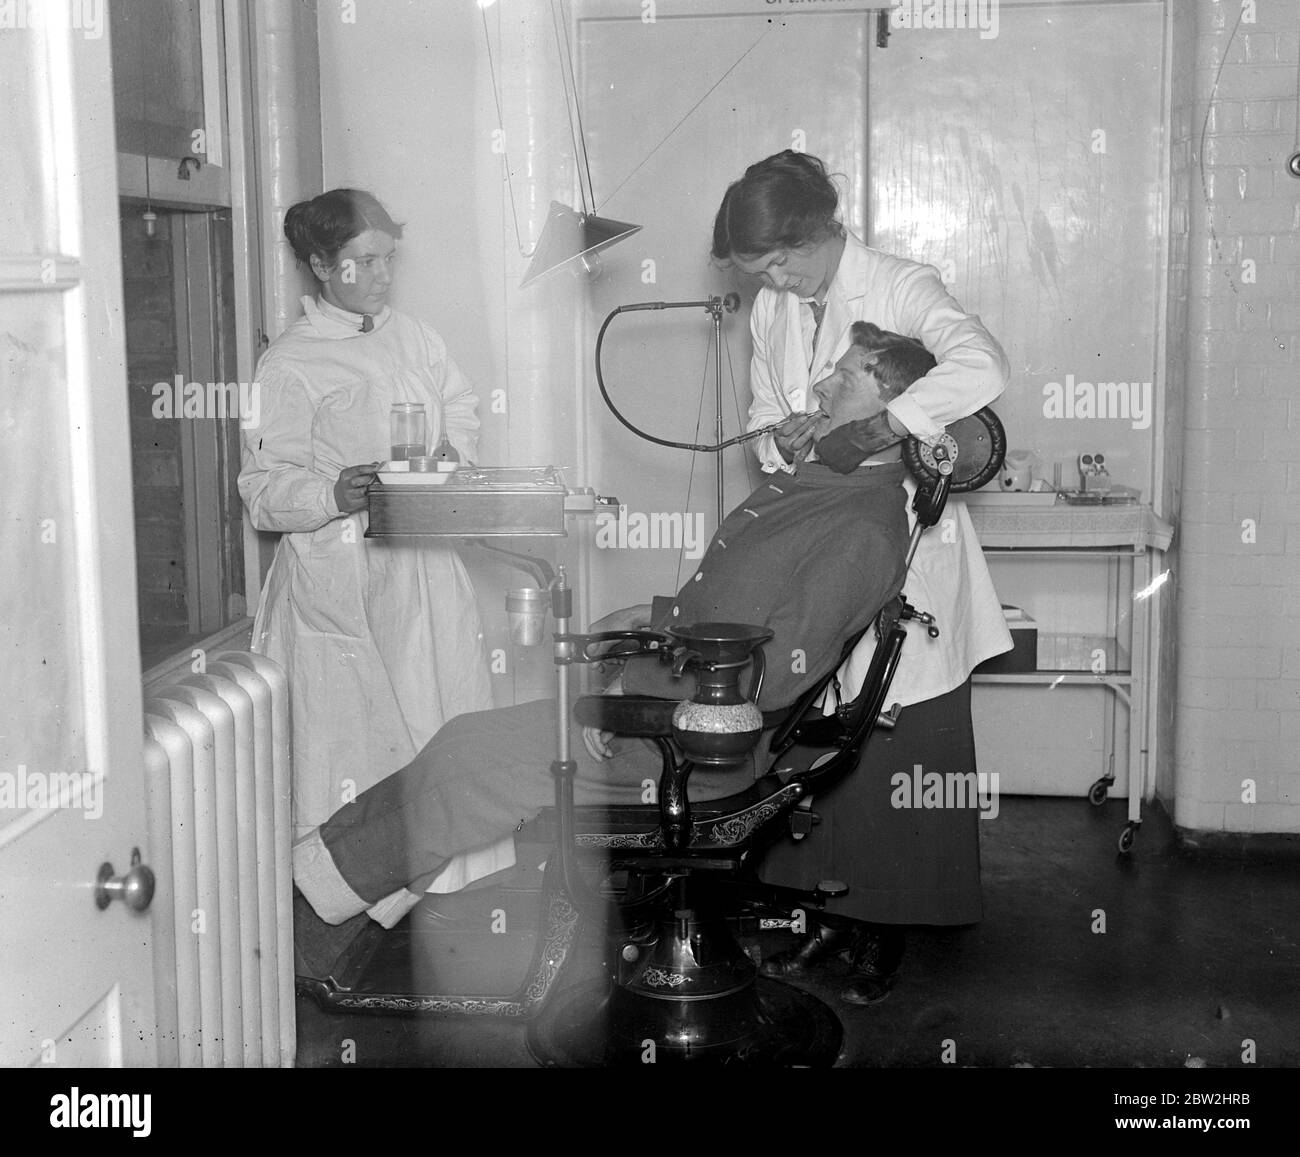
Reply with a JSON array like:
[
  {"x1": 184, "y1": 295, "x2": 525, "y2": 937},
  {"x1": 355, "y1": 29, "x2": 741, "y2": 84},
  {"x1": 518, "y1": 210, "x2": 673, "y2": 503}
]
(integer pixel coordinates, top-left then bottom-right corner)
[{"x1": 115, "y1": 0, "x2": 266, "y2": 672}]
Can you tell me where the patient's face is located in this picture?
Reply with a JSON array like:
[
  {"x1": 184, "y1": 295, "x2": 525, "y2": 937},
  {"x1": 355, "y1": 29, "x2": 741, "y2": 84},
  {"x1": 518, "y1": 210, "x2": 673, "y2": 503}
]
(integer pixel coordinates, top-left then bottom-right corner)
[{"x1": 810, "y1": 343, "x2": 887, "y2": 431}]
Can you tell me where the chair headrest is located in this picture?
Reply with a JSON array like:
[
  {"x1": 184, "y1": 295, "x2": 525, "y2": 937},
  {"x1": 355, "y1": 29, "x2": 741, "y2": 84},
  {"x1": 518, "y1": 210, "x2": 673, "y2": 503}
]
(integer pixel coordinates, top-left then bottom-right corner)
[{"x1": 902, "y1": 406, "x2": 1006, "y2": 495}]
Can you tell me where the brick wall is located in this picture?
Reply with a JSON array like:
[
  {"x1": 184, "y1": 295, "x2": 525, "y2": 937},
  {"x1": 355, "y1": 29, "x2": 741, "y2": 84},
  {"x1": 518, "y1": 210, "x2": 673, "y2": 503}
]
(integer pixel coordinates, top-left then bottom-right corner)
[
  {"x1": 121, "y1": 206, "x2": 189, "y2": 648},
  {"x1": 1169, "y1": 0, "x2": 1300, "y2": 834}
]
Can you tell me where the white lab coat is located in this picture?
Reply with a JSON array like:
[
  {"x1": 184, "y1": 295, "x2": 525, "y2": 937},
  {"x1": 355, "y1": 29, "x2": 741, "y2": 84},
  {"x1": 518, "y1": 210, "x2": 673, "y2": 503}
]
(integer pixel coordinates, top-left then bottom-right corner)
[
  {"x1": 240, "y1": 297, "x2": 494, "y2": 836},
  {"x1": 747, "y1": 233, "x2": 1012, "y2": 706}
]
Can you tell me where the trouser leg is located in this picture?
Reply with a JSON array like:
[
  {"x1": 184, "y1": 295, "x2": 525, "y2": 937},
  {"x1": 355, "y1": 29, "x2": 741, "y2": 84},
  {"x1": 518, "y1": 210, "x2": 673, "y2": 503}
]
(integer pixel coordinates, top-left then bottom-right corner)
[{"x1": 293, "y1": 698, "x2": 750, "y2": 922}]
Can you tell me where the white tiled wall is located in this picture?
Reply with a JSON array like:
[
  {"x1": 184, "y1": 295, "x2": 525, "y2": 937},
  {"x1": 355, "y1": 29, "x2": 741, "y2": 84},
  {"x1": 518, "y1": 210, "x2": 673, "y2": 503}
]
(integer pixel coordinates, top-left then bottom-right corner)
[{"x1": 1170, "y1": 0, "x2": 1300, "y2": 833}]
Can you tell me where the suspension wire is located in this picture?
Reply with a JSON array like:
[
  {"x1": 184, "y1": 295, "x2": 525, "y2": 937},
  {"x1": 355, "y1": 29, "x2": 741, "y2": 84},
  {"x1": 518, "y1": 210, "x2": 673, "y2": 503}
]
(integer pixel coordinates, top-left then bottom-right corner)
[
  {"x1": 557, "y1": 0, "x2": 597, "y2": 212},
  {"x1": 481, "y1": 5, "x2": 533, "y2": 257},
  {"x1": 595, "y1": 22, "x2": 776, "y2": 212},
  {"x1": 692, "y1": 325, "x2": 713, "y2": 448},
  {"x1": 724, "y1": 327, "x2": 759, "y2": 497},
  {"x1": 1198, "y1": 2, "x2": 1247, "y2": 291},
  {"x1": 675, "y1": 332, "x2": 715, "y2": 592}
]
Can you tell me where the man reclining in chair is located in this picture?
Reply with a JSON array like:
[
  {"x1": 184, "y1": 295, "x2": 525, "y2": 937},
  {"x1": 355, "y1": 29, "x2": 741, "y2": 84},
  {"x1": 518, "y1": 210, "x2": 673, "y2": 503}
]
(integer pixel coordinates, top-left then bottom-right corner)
[{"x1": 293, "y1": 324, "x2": 936, "y2": 952}]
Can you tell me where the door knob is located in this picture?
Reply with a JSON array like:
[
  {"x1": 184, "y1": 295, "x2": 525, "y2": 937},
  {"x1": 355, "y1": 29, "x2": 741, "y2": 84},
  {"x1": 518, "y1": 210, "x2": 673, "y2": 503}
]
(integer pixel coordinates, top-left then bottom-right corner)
[{"x1": 94, "y1": 847, "x2": 155, "y2": 912}]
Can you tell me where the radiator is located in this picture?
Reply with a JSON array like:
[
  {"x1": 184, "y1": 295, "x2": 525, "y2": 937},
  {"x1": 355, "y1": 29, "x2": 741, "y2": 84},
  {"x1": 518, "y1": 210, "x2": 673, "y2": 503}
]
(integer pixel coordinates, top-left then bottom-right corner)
[{"x1": 143, "y1": 652, "x2": 294, "y2": 1067}]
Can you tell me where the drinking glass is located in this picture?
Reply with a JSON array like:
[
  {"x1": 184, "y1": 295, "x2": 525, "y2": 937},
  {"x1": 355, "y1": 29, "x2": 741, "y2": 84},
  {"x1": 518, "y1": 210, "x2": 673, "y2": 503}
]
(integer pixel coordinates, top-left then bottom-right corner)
[{"x1": 390, "y1": 402, "x2": 427, "y2": 461}]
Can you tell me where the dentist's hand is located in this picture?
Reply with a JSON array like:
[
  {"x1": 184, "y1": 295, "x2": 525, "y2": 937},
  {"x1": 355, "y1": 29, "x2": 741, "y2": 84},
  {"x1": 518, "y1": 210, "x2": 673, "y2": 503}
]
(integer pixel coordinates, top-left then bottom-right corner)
[
  {"x1": 773, "y1": 412, "x2": 828, "y2": 464},
  {"x1": 334, "y1": 462, "x2": 381, "y2": 514}
]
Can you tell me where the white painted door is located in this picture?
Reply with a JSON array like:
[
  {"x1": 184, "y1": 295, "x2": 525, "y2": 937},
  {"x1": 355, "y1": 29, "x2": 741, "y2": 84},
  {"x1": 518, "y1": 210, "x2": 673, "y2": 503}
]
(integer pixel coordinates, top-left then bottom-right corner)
[{"x1": 0, "y1": 6, "x2": 157, "y2": 1065}]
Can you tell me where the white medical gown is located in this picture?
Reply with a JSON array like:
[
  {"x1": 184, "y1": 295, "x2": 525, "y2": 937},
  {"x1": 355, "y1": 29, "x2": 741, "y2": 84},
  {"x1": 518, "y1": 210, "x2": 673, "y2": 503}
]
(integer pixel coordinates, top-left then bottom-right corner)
[
  {"x1": 745, "y1": 234, "x2": 1013, "y2": 706},
  {"x1": 240, "y1": 296, "x2": 493, "y2": 836}
]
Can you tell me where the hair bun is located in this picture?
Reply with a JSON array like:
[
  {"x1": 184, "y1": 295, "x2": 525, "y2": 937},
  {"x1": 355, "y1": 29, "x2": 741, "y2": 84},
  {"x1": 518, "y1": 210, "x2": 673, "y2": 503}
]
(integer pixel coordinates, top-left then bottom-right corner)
[
  {"x1": 713, "y1": 151, "x2": 841, "y2": 261},
  {"x1": 282, "y1": 189, "x2": 404, "y2": 267}
]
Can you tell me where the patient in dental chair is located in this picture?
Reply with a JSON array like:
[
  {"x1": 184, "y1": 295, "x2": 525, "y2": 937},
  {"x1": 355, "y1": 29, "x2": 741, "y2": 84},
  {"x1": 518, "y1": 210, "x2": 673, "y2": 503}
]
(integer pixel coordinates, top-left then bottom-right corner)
[
  {"x1": 293, "y1": 324, "x2": 933, "y2": 960},
  {"x1": 617, "y1": 323, "x2": 935, "y2": 711}
]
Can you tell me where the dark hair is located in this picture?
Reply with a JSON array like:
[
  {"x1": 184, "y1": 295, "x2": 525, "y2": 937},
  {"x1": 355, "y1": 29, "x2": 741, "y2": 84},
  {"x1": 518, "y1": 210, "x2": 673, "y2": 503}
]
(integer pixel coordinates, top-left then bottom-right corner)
[
  {"x1": 712, "y1": 151, "x2": 842, "y2": 261},
  {"x1": 849, "y1": 321, "x2": 936, "y2": 397},
  {"x1": 283, "y1": 188, "x2": 404, "y2": 268}
]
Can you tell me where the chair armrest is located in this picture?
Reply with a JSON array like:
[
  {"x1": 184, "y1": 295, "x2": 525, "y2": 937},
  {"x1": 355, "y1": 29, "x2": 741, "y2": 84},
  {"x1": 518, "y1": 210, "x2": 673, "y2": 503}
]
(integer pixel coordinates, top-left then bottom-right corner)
[{"x1": 574, "y1": 695, "x2": 677, "y2": 738}]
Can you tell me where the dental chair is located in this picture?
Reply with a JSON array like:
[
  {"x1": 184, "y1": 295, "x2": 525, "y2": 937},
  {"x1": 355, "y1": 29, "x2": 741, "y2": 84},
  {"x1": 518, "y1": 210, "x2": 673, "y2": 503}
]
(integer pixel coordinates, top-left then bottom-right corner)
[{"x1": 299, "y1": 411, "x2": 1004, "y2": 1066}]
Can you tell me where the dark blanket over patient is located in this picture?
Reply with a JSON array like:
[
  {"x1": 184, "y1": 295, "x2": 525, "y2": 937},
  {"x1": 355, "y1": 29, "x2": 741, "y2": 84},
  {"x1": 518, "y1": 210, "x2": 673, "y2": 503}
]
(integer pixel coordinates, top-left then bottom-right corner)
[{"x1": 622, "y1": 461, "x2": 909, "y2": 710}]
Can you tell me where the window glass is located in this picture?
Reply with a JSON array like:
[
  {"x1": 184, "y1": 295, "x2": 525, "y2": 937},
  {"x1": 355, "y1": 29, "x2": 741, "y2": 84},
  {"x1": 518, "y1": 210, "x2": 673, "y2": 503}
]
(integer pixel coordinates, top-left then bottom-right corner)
[{"x1": 110, "y1": 0, "x2": 206, "y2": 159}]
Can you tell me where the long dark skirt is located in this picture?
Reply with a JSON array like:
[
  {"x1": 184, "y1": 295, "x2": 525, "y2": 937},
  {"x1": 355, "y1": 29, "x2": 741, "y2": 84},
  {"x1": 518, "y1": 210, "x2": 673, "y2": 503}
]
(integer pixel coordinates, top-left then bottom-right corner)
[{"x1": 756, "y1": 678, "x2": 983, "y2": 926}]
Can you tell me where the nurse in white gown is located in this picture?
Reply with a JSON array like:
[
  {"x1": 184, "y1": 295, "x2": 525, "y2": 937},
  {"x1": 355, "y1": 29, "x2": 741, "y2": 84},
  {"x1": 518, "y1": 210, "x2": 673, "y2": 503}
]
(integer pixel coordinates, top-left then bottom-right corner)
[{"x1": 239, "y1": 189, "x2": 496, "y2": 866}]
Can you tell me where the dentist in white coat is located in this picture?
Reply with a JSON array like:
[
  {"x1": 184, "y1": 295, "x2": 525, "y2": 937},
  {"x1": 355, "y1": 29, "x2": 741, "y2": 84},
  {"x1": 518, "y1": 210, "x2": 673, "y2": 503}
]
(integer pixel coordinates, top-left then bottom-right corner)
[{"x1": 713, "y1": 151, "x2": 1012, "y2": 1004}]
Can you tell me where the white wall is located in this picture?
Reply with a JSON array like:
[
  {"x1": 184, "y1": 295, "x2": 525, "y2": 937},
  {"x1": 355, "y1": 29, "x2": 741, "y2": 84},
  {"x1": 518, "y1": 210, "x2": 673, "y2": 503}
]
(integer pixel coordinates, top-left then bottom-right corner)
[
  {"x1": 317, "y1": 0, "x2": 585, "y2": 703},
  {"x1": 1167, "y1": 0, "x2": 1300, "y2": 836},
  {"x1": 315, "y1": 0, "x2": 1300, "y2": 833},
  {"x1": 318, "y1": 0, "x2": 501, "y2": 405}
]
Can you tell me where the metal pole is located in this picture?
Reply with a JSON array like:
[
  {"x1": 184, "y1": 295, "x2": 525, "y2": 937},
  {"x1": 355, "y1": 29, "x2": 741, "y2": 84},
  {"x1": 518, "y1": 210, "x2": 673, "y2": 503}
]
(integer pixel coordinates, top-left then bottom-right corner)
[
  {"x1": 553, "y1": 566, "x2": 571, "y2": 764},
  {"x1": 714, "y1": 306, "x2": 724, "y2": 529}
]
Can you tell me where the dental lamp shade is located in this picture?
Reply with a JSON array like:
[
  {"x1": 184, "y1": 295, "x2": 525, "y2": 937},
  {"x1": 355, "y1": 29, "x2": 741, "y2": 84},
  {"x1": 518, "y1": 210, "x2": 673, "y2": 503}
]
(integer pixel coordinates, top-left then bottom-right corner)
[{"x1": 520, "y1": 201, "x2": 642, "y2": 288}]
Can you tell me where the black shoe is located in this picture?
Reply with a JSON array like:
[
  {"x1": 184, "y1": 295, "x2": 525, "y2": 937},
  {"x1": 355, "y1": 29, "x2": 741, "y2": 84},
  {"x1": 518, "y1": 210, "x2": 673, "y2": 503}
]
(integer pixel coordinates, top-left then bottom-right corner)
[
  {"x1": 841, "y1": 925, "x2": 905, "y2": 1006},
  {"x1": 293, "y1": 887, "x2": 370, "y2": 980},
  {"x1": 759, "y1": 922, "x2": 857, "y2": 979}
]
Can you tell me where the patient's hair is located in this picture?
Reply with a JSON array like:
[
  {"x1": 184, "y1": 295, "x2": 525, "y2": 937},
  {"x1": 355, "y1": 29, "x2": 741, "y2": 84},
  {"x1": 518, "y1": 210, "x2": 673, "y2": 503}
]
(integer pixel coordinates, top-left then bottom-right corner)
[
  {"x1": 712, "y1": 151, "x2": 844, "y2": 261},
  {"x1": 849, "y1": 321, "x2": 936, "y2": 398},
  {"x1": 283, "y1": 189, "x2": 404, "y2": 268}
]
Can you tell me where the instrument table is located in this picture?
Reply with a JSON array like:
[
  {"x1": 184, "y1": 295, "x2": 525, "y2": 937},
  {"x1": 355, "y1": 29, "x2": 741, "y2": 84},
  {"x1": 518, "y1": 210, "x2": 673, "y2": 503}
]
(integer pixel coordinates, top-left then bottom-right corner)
[{"x1": 366, "y1": 466, "x2": 579, "y2": 538}]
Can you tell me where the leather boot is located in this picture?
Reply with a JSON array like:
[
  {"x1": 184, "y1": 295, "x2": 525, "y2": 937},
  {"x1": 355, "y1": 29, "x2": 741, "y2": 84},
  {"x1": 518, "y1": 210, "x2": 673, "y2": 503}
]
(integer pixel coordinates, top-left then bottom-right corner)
[
  {"x1": 841, "y1": 924, "x2": 906, "y2": 1005},
  {"x1": 759, "y1": 921, "x2": 857, "y2": 979},
  {"x1": 293, "y1": 887, "x2": 370, "y2": 980}
]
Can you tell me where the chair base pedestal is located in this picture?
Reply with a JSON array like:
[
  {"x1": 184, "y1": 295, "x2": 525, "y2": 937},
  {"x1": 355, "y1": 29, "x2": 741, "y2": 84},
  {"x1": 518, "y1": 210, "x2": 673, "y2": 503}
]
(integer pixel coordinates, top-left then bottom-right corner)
[{"x1": 526, "y1": 975, "x2": 842, "y2": 1066}]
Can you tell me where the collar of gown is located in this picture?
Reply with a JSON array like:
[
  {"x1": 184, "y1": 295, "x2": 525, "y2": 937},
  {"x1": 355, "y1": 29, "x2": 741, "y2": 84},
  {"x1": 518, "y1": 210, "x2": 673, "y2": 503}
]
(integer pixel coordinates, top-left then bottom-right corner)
[{"x1": 302, "y1": 295, "x2": 393, "y2": 338}]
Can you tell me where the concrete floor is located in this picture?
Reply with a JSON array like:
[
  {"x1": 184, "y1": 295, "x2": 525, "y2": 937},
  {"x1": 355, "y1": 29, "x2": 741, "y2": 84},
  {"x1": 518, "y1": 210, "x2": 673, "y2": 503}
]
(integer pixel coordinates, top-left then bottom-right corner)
[{"x1": 295, "y1": 794, "x2": 1300, "y2": 1069}]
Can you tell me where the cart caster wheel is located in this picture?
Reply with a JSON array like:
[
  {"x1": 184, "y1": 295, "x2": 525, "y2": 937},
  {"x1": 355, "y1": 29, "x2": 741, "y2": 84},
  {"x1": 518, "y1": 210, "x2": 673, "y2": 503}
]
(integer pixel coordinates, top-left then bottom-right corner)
[
  {"x1": 1088, "y1": 778, "x2": 1110, "y2": 807},
  {"x1": 1117, "y1": 824, "x2": 1137, "y2": 854}
]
